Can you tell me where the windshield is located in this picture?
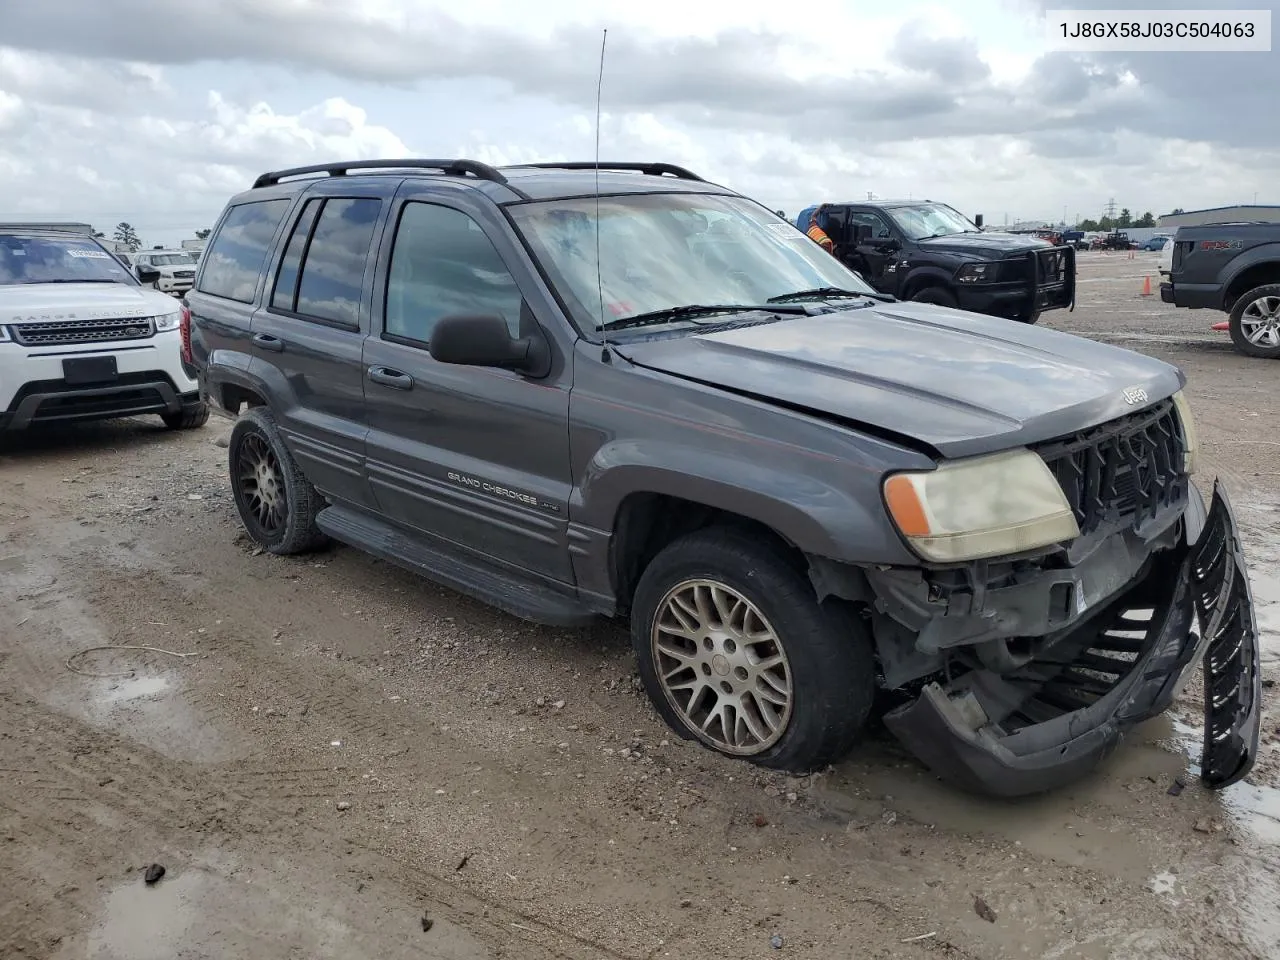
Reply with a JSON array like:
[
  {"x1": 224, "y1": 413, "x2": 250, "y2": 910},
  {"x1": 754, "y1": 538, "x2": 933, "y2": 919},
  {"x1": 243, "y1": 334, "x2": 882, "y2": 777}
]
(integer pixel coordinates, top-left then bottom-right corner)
[
  {"x1": 143, "y1": 254, "x2": 194, "y2": 266},
  {"x1": 0, "y1": 234, "x2": 137, "y2": 286},
  {"x1": 507, "y1": 193, "x2": 876, "y2": 333},
  {"x1": 888, "y1": 203, "x2": 979, "y2": 241}
]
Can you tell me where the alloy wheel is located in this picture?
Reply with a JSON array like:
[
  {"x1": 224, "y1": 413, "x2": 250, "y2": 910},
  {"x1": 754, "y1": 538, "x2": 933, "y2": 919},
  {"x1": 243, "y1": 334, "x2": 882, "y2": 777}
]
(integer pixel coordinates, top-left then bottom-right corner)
[{"x1": 650, "y1": 578, "x2": 793, "y2": 755}]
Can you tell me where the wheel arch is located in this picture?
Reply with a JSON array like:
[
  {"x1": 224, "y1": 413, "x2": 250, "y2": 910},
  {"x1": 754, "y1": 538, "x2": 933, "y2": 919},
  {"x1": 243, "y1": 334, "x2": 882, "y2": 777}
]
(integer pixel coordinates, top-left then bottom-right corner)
[{"x1": 1222, "y1": 256, "x2": 1280, "y2": 311}]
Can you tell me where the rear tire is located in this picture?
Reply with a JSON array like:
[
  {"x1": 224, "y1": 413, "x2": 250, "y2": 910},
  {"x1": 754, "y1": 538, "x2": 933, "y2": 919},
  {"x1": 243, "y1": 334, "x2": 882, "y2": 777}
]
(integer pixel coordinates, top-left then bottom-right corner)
[
  {"x1": 1018, "y1": 310, "x2": 1042, "y2": 325},
  {"x1": 228, "y1": 407, "x2": 329, "y2": 555},
  {"x1": 1228, "y1": 284, "x2": 1280, "y2": 359},
  {"x1": 161, "y1": 402, "x2": 210, "y2": 430},
  {"x1": 908, "y1": 286, "x2": 959, "y2": 309},
  {"x1": 629, "y1": 527, "x2": 876, "y2": 774}
]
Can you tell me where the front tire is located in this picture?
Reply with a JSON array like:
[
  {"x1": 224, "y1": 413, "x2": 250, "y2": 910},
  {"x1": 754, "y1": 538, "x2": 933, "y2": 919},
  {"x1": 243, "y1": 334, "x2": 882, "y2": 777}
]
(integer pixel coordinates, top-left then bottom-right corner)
[
  {"x1": 630, "y1": 528, "x2": 876, "y2": 773},
  {"x1": 161, "y1": 401, "x2": 210, "y2": 430},
  {"x1": 1228, "y1": 284, "x2": 1280, "y2": 359},
  {"x1": 908, "y1": 286, "x2": 959, "y2": 309},
  {"x1": 228, "y1": 407, "x2": 329, "y2": 555}
]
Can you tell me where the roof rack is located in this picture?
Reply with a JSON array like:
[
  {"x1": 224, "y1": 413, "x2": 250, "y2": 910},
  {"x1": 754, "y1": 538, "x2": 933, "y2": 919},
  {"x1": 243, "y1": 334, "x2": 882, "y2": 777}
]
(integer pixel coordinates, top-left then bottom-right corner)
[
  {"x1": 251, "y1": 158, "x2": 510, "y2": 189},
  {"x1": 518, "y1": 162, "x2": 705, "y2": 182}
]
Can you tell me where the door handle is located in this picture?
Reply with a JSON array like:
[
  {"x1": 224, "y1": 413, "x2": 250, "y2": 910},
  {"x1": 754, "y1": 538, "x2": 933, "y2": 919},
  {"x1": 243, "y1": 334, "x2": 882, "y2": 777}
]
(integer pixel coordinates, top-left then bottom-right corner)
[
  {"x1": 253, "y1": 333, "x2": 284, "y2": 353},
  {"x1": 367, "y1": 365, "x2": 413, "y2": 390}
]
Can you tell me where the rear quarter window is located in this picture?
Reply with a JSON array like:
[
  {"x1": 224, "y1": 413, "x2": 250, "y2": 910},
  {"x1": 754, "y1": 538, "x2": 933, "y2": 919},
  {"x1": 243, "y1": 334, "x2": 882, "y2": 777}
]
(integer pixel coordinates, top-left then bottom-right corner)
[{"x1": 197, "y1": 198, "x2": 292, "y2": 303}]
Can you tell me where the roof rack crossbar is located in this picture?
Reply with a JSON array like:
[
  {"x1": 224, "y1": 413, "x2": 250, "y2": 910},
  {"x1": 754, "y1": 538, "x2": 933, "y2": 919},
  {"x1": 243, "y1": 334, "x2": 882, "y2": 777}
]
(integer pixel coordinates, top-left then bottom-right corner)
[
  {"x1": 519, "y1": 162, "x2": 705, "y2": 182},
  {"x1": 252, "y1": 158, "x2": 510, "y2": 189}
]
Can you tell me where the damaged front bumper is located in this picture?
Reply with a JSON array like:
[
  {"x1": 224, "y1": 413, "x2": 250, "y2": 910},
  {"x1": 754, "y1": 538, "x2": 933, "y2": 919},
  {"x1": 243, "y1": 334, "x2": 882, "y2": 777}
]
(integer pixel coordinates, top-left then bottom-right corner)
[{"x1": 883, "y1": 480, "x2": 1262, "y2": 798}]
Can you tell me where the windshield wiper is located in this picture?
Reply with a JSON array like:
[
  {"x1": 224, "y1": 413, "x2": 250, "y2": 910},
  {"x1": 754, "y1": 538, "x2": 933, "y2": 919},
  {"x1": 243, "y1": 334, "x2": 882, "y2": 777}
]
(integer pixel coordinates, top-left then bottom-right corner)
[
  {"x1": 767, "y1": 286, "x2": 891, "y2": 303},
  {"x1": 597, "y1": 303, "x2": 805, "y2": 332}
]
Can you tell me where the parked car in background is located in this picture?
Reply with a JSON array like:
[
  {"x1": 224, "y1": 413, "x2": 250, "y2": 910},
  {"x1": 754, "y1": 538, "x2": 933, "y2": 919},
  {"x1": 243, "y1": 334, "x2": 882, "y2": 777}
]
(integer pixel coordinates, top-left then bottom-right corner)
[
  {"x1": 130, "y1": 250, "x2": 198, "y2": 297},
  {"x1": 185, "y1": 157, "x2": 1259, "y2": 799},
  {"x1": 795, "y1": 200, "x2": 1074, "y2": 324},
  {"x1": 1140, "y1": 235, "x2": 1171, "y2": 252},
  {"x1": 0, "y1": 224, "x2": 208, "y2": 431},
  {"x1": 1161, "y1": 221, "x2": 1280, "y2": 358}
]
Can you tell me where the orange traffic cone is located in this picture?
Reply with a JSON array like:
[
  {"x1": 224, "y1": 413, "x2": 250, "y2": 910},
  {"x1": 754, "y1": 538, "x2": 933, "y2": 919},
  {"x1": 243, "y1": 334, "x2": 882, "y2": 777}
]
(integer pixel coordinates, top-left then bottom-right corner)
[{"x1": 1141, "y1": 276, "x2": 1152, "y2": 296}]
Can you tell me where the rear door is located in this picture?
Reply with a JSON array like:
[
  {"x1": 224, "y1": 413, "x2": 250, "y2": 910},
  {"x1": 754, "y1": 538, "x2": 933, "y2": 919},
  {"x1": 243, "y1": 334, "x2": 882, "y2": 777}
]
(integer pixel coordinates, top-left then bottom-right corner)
[
  {"x1": 250, "y1": 180, "x2": 397, "y2": 509},
  {"x1": 361, "y1": 184, "x2": 576, "y2": 584},
  {"x1": 188, "y1": 195, "x2": 295, "y2": 402}
]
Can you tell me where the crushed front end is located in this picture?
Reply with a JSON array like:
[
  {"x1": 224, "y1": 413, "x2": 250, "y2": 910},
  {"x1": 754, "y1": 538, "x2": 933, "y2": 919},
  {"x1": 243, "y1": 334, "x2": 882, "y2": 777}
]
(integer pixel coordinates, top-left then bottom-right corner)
[{"x1": 819, "y1": 397, "x2": 1262, "y2": 798}]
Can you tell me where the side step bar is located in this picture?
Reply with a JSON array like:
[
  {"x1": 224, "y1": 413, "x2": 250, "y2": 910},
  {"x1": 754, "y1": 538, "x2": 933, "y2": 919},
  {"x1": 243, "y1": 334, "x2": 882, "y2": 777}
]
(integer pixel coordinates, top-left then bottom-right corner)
[{"x1": 315, "y1": 505, "x2": 598, "y2": 628}]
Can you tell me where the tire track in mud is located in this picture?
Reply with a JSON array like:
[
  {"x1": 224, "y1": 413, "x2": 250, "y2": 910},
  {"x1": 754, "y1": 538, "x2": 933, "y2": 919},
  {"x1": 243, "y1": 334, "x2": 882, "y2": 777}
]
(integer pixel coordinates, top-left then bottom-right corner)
[
  {"x1": 0, "y1": 541, "x2": 650, "y2": 959},
  {"x1": 5, "y1": 517, "x2": 927, "y2": 960},
  {"x1": 0, "y1": 689, "x2": 638, "y2": 960}
]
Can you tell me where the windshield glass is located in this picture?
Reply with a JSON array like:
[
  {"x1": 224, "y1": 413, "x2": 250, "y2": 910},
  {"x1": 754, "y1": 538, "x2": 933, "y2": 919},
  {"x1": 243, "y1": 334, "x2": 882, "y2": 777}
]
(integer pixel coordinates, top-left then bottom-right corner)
[
  {"x1": 143, "y1": 254, "x2": 194, "y2": 266},
  {"x1": 888, "y1": 203, "x2": 979, "y2": 241},
  {"x1": 508, "y1": 192, "x2": 876, "y2": 333},
  {"x1": 0, "y1": 234, "x2": 136, "y2": 286}
]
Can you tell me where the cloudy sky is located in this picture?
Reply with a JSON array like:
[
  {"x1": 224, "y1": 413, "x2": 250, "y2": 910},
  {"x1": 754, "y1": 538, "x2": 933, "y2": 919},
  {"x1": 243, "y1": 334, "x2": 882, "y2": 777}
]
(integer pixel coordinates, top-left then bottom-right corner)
[{"x1": 0, "y1": 0, "x2": 1273, "y2": 248}]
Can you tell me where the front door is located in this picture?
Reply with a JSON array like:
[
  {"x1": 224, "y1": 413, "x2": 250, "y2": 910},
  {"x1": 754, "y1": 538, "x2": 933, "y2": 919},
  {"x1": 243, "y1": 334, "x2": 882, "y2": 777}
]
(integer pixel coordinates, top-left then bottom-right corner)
[
  {"x1": 361, "y1": 189, "x2": 575, "y2": 585},
  {"x1": 846, "y1": 209, "x2": 901, "y2": 294},
  {"x1": 250, "y1": 182, "x2": 396, "y2": 509}
]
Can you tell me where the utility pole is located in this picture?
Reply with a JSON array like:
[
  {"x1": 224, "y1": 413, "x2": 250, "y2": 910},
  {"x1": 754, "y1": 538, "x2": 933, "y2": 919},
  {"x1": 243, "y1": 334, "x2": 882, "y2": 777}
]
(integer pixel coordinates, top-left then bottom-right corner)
[{"x1": 1103, "y1": 197, "x2": 1118, "y2": 221}]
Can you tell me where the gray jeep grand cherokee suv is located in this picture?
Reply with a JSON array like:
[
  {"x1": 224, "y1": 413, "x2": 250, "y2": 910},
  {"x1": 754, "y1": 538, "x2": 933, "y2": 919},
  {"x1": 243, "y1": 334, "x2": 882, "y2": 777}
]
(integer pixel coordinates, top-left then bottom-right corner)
[{"x1": 186, "y1": 158, "x2": 1261, "y2": 798}]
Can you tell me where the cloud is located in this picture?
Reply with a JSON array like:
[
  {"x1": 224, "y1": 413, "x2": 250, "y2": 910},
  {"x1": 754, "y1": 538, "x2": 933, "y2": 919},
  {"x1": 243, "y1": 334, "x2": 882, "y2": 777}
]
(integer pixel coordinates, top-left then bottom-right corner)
[{"x1": 0, "y1": 0, "x2": 1274, "y2": 246}]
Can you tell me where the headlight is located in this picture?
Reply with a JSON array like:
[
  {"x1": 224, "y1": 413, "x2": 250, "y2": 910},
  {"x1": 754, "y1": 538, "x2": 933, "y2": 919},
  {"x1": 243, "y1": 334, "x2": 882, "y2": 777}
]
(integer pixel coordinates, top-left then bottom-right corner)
[
  {"x1": 883, "y1": 448, "x2": 1080, "y2": 563},
  {"x1": 956, "y1": 261, "x2": 996, "y2": 283},
  {"x1": 154, "y1": 311, "x2": 181, "y2": 332},
  {"x1": 1171, "y1": 390, "x2": 1199, "y2": 476}
]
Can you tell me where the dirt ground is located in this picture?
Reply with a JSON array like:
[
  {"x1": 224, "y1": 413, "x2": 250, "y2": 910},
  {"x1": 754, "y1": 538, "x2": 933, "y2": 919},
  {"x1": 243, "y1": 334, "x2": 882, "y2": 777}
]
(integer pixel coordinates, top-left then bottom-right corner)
[{"x1": 2, "y1": 250, "x2": 1278, "y2": 960}]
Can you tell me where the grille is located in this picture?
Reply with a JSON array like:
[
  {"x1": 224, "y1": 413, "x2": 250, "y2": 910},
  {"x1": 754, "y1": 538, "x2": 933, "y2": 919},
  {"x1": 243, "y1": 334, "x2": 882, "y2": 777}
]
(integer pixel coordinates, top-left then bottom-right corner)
[
  {"x1": 173, "y1": 270, "x2": 195, "y2": 279},
  {"x1": 30, "y1": 386, "x2": 168, "y2": 422},
  {"x1": 12, "y1": 316, "x2": 155, "y2": 347},
  {"x1": 1034, "y1": 398, "x2": 1187, "y2": 537}
]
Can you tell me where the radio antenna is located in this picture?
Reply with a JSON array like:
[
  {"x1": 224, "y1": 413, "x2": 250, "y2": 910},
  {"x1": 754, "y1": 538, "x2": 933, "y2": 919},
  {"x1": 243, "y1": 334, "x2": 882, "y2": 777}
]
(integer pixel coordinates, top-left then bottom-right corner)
[{"x1": 594, "y1": 28, "x2": 610, "y2": 363}]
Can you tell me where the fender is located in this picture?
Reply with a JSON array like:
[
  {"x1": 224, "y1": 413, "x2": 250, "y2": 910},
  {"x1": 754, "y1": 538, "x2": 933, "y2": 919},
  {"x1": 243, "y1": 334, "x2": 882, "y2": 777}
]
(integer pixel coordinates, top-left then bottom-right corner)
[
  {"x1": 573, "y1": 439, "x2": 921, "y2": 569},
  {"x1": 1218, "y1": 241, "x2": 1280, "y2": 308},
  {"x1": 900, "y1": 264, "x2": 956, "y2": 299}
]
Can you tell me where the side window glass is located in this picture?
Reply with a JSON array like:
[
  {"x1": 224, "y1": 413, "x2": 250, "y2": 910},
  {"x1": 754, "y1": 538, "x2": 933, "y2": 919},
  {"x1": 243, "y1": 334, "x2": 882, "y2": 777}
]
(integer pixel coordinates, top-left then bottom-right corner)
[
  {"x1": 849, "y1": 212, "x2": 890, "y2": 238},
  {"x1": 384, "y1": 202, "x2": 523, "y2": 345},
  {"x1": 294, "y1": 198, "x2": 383, "y2": 327},
  {"x1": 196, "y1": 199, "x2": 291, "y2": 303},
  {"x1": 271, "y1": 197, "x2": 322, "y2": 312}
]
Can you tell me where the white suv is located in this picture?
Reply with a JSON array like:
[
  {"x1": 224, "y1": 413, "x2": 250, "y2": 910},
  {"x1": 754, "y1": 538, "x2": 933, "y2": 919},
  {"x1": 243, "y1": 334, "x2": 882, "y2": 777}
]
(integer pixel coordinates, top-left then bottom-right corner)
[
  {"x1": 130, "y1": 250, "x2": 199, "y2": 296},
  {"x1": 0, "y1": 226, "x2": 208, "y2": 432}
]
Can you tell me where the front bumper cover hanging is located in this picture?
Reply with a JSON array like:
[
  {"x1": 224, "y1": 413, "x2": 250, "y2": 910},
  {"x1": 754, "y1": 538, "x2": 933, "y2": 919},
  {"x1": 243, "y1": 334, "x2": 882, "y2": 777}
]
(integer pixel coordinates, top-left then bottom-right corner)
[{"x1": 883, "y1": 480, "x2": 1262, "y2": 798}]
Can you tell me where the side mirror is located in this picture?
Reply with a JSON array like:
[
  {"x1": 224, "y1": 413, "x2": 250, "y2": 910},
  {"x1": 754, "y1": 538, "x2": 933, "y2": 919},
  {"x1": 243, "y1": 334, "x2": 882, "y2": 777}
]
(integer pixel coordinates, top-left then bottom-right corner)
[
  {"x1": 428, "y1": 312, "x2": 550, "y2": 378},
  {"x1": 974, "y1": 214, "x2": 984, "y2": 229},
  {"x1": 136, "y1": 264, "x2": 161, "y2": 285}
]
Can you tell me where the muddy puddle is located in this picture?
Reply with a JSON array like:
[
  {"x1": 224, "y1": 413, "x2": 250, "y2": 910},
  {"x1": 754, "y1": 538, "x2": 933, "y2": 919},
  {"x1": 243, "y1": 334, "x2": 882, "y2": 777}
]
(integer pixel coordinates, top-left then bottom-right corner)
[
  {"x1": 3, "y1": 545, "x2": 242, "y2": 765},
  {"x1": 54, "y1": 850, "x2": 490, "y2": 960}
]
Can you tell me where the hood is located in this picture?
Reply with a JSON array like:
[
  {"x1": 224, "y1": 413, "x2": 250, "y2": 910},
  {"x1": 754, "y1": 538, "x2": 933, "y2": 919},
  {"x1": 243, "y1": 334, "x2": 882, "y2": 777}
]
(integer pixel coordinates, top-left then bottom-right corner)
[
  {"x1": 916, "y1": 232, "x2": 1051, "y2": 257},
  {"x1": 1, "y1": 282, "x2": 180, "y2": 322},
  {"x1": 613, "y1": 302, "x2": 1183, "y2": 459}
]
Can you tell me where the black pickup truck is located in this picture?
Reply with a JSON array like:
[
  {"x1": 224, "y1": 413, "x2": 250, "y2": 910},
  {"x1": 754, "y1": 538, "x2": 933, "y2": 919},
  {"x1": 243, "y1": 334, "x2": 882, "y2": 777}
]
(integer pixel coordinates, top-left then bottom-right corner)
[
  {"x1": 795, "y1": 200, "x2": 1075, "y2": 324},
  {"x1": 1161, "y1": 221, "x2": 1280, "y2": 359}
]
